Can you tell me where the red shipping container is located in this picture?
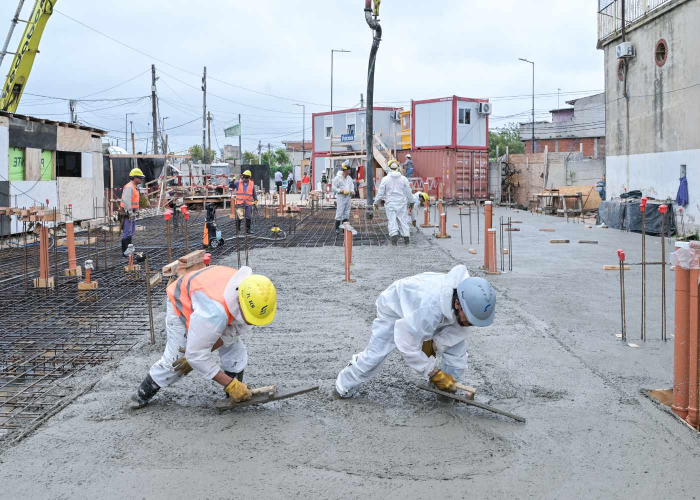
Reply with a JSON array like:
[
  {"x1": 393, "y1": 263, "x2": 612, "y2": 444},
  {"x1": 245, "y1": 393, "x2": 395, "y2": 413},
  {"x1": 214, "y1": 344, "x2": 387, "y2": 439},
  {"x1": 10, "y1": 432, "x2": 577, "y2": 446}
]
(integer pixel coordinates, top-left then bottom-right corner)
[{"x1": 396, "y1": 149, "x2": 489, "y2": 201}]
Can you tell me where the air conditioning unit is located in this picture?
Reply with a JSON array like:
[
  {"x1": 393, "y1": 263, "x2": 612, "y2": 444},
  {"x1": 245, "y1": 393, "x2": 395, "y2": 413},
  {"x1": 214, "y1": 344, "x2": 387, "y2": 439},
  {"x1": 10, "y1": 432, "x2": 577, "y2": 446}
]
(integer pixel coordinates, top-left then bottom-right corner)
[
  {"x1": 616, "y1": 42, "x2": 635, "y2": 58},
  {"x1": 478, "y1": 103, "x2": 492, "y2": 115},
  {"x1": 390, "y1": 110, "x2": 400, "y2": 121}
]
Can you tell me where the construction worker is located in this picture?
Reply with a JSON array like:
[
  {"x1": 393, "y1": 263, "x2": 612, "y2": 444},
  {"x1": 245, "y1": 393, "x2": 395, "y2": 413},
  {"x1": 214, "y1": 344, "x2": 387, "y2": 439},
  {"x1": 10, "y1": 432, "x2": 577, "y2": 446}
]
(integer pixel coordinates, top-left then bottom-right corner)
[
  {"x1": 408, "y1": 191, "x2": 429, "y2": 228},
  {"x1": 335, "y1": 266, "x2": 496, "y2": 398},
  {"x1": 300, "y1": 171, "x2": 311, "y2": 202},
  {"x1": 120, "y1": 168, "x2": 144, "y2": 256},
  {"x1": 274, "y1": 170, "x2": 284, "y2": 194},
  {"x1": 402, "y1": 154, "x2": 414, "y2": 178},
  {"x1": 375, "y1": 160, "x2": 414, "y2": 245},
  {"x1": 333, "y1": 162, "x2": 355, "y2": 234},
  {"x1": 233, "y1": 170, "x2": 258, "y2": 233},
  {"x1": 130, "y1": 265, "x2": 277, "y2": 409}
]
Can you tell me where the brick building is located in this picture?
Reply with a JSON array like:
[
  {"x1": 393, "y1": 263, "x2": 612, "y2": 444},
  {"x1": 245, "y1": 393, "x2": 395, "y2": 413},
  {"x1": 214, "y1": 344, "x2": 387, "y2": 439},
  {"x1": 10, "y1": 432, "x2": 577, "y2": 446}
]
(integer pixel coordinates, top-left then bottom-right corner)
[{"x1": 520, "y1": 93, "x2": 605, "y2": 158}]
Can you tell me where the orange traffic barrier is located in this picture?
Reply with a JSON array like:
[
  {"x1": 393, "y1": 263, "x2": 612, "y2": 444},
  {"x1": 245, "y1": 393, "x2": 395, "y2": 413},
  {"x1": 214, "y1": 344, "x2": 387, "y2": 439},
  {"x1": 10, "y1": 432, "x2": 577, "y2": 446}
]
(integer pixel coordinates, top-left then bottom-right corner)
[
  {"x1": 674, "y1": 264, "x2": 691, "y2": 419},
  {"x1": 484, "y1": 202, "x2": 493, "y2": 269},
  {"x1": 689, "y1": 268, "x2": 700, "y2": 427}
]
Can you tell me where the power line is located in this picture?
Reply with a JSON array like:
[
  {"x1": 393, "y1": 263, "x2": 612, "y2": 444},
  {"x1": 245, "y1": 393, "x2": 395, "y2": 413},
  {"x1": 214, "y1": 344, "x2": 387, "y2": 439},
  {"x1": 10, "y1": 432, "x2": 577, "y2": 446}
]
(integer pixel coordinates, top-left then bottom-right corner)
[{"x1": 76, "y1": 69, "x2": 151, "y2": 99}]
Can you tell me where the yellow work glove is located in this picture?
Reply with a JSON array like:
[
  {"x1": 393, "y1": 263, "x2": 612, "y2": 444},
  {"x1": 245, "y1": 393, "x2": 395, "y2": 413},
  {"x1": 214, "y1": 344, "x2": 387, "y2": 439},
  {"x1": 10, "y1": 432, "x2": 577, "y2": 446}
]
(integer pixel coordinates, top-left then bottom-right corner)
[
  {"x1": 343, "y1": 190, "x2": 350, "y2": 195},
  {"x1": 422, "y1": 340, "x2": 436, "y2": 358},
  {"x1": 253, "y1": 200, "x2": 259, "y2": 205},
  {"x1": 430, "y1": 370, "x2": 457, "y2": 392},
  {"x1": 172, "y1": 357, "x2": 193, "y2": 377},
  {"x1": 224, "y1": 378, "x2": 252, "y2": 402}
]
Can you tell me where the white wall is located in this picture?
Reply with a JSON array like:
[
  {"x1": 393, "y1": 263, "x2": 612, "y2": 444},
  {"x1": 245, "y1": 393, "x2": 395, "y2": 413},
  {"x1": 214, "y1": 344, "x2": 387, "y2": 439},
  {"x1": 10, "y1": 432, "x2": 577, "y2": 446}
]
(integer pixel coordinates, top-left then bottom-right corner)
[
  {"x1": 414, "y1": 100, "x2": 452, "y2": 148},
  {"x1": 0, "y1": 122, "x2": 8, "y2": 180},
  {"x1": 607, "y1": 149, "x2": 700, "y2": 225}
]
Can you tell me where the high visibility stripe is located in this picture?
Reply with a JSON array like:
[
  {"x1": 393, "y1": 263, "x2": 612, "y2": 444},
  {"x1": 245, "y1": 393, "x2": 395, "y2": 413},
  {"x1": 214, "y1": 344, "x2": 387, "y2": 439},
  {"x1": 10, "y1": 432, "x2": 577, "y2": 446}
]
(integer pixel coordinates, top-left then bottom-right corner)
[
  {"x1": 170, "y1": 266, "x2": 232, "y2": 328},
  {"x1": 236, "y1": 181, "x2": 254, "y2": 206}
]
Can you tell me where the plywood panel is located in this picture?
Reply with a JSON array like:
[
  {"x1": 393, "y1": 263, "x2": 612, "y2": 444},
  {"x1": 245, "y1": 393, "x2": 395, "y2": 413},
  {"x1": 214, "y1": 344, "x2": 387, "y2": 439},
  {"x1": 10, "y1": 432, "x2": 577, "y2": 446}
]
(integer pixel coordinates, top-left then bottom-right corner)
[
  {"x1": 81, "y1": 152, "x2": 93, "y2": 178},
  {"x1": 57, "y1": 126, "x2": 92, "y2": 152},
  {"x1": 57, "y1": 177, "x2": 95, "y2": 221},
  {"x1": 554, "y1": 184, "x2": 601, "y2": 211},
  {"x1": 24, "y1": 148, "x2": 42, "y2": 181}
]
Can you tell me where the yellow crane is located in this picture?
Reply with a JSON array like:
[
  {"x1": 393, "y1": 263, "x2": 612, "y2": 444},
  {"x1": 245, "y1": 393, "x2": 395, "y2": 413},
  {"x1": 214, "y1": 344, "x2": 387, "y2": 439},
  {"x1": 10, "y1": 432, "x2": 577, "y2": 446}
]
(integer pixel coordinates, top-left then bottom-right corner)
[{"x1": 0, "y1": 0, "x2": 57, "y2": 113}]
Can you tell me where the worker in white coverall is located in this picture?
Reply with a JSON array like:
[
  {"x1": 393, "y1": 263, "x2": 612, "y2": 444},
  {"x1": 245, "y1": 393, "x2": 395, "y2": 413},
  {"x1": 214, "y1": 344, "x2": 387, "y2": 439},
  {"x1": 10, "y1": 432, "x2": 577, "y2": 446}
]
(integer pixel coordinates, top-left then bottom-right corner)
[
  {"x1": 375, "y1": 160, "x2": 415, "y2": 246},
  {"x1": 333, "y1": 162, "x2": 355, "y2": 234},
  {"x1": 335, "y1": 265, "x2": 496, "y2": 398},
  {"x1": 407, "y1": 191, "x2": 429, "y2": 228},
  {"x1": 130, "y1": 265, "x2": 277, "y2": 409}
]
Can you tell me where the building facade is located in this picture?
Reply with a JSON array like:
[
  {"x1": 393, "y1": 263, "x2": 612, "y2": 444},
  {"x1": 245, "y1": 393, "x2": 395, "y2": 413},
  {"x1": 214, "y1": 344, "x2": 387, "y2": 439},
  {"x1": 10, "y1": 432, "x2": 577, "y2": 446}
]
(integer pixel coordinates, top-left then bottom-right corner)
[
  {"x1": 520, "y1": 93, "x2": 606, "y2": 157},
  {"x1": 598, "y1": 0, "x2": 699, "y2": 224}
]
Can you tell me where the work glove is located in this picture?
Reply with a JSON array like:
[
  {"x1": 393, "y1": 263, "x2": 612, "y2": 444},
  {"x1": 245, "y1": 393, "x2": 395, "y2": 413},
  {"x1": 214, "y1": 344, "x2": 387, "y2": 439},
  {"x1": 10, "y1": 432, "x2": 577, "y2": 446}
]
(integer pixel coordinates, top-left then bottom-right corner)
[
  {"x1": 430, "y1": 370, "x2": 457, "y2": 392},
  {"x1": 172, "y1": 357, "x2": 193, "y2": 377},
  {"x1": 253, "y1": 200, "x2": 259, "y2": 205},
  {"x1": 224, "y1": 378, "x2": 252, "y2": 402},
  {"x1": 412, "y1": 221, "x2": 417, "y2": 228},
  {"x1": 342, "y1": 190, "x2": 350, "y2": 195}
]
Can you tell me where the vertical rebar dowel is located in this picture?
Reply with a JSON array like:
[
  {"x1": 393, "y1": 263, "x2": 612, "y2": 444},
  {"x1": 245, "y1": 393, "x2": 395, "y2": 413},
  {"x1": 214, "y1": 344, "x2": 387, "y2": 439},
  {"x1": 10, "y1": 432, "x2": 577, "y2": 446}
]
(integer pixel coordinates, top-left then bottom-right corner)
[
  {"x1": 508, "y1": 217, "x2": 513, "y2": 271},
  {"x1": 236, "y1": 210, "x2": 241, "y2": 268},
  {"x1": 184, "y1": 216, "x2": 189, "y2": 254},
  {"x1": 500, "y1": 216, "x2": 504, "y2": 271},
  {"x1": 619, "y1": 255, "x2": 627, "y2": 342},
  {"x1": 144, "y1": 255, "x2": 155, "y2": 345},
  {"x1": 53, "y1": 209, "x2": 58, "y2": 290},
  {"x1": 661, "y1": 212, "x2": 667, "y2": 341},
  {"x1": 641, "y1": 209, "x2": 646, "y2": 341},
  {"x1": 469, "y1": 205, "x2": 472, "y2": 245},
  {"x1": 245, "y1": 225, "x2": 249, "y2": 267},
  {"x1": 23, "y1": 218, "x2": 27, "y2": 290},
  {"x1": 166, "y1": 218, "x2": 172, "y2": 264},
  {"x1": 476, "y1": 202, "x2": 480, "y2": 245}
]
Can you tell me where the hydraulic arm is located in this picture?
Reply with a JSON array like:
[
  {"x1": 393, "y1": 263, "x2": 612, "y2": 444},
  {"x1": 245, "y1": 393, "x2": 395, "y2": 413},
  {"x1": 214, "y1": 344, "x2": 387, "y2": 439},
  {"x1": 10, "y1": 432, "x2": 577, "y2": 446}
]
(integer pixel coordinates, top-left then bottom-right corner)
[{"x1": 0, "y1": 0, "x2": 57, "y2": 113}]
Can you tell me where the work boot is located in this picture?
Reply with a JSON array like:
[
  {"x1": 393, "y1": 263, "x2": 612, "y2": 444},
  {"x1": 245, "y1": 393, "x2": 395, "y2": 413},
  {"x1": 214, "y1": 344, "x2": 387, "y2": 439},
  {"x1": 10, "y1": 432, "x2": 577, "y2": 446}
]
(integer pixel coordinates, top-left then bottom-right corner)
[
  {"x1": 245, "y1": 219, "x2": 251, "y2": 234},
  {"x1": 236, "y1": 219, "x2": 242, "y2": 233},
  {"x1": 404, "y1": 236, "x2": 410, "y2": 245},
  {"x1": 391, "y1": 235, "x2": 398, "y2": 246},
  {"x1": 130, "y1": 374, "x2": 160, "y2": 409},
  {"x1": 335, "y1": 220, "x2": 341, "y2": 234},
  {"x1": 412, "y1": 220, "x2": 417, "y2": 228},
  {"x1": 121, "y1": 238, "x2": 128, "y2": 254}
]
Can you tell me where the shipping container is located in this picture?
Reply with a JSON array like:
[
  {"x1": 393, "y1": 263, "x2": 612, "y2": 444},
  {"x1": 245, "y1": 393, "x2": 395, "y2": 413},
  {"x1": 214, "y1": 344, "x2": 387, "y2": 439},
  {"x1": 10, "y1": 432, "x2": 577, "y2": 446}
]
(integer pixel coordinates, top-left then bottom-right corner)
[
  {"x1": 396, "y1": 149, "x2": 489, "y2": 201},
  {"x1": 412, "y1": 96, "x2": 490, "y2": 150}
]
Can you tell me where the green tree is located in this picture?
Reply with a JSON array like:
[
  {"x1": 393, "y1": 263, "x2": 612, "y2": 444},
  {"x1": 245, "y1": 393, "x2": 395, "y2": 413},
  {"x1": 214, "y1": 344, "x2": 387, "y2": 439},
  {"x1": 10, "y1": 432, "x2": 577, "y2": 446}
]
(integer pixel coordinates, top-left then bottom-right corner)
[
  {"x1": 260, "y1": 148, "x2": 291, "y2": 168},
  {"x1": 242, "y1": 151, "x2": 259, "y2": 164},
  {"x1": 489, "y1": 123, "x2": 524, "y2": 159},
  {"x1": 190, "y1": 145, "x2": 217, "y2": 164}
]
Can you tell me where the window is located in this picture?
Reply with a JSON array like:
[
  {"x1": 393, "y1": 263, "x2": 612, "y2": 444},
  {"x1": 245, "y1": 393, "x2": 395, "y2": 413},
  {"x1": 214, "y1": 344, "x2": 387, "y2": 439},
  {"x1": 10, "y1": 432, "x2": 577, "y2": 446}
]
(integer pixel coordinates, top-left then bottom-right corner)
[
  {"x1": 325, "y1": 127, "x2": 333, "y2": 139},
  {"x1": 57, "y1": 151, "x2": 82, "y2": 177},
  {"x1": 347, "y1": 124, "x2": 355, "y2": 135},
  {"x1": 458, "y1": 108, "x2": 471, "y2": 125},
  {"x1": 655, "y1": 38, "x2": 668, "y2": 67}
]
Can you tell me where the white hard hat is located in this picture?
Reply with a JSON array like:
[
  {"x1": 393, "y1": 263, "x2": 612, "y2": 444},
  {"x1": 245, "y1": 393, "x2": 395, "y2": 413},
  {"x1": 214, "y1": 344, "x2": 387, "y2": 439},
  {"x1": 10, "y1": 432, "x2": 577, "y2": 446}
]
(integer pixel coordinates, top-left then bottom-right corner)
[
  {"x1": 457, "y1": 277, "x2": 496, "y2": 327},
  {"x1": 388, "y1": 160, "x2": 400, "y2": 170},
  {"x1": 406, "y1": 154, "x2": 412, "y2": 159}
]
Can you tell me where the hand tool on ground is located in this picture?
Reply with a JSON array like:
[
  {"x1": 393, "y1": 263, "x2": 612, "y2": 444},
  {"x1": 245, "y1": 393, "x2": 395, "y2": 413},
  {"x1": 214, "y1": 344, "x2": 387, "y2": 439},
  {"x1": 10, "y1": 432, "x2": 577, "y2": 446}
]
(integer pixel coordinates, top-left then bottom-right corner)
[
  {"x1": 215, "y1": 385, "x2": 319, "y2": 411},
  {"x1": 417, "y1": 384, "x2": 526, "y2": 423},
  {"x1": 455, "y1": 382, "x2": 477, "y2": 400},
  {"x1": 618, "y1": 249, "x2": 627, "y2": 342}
]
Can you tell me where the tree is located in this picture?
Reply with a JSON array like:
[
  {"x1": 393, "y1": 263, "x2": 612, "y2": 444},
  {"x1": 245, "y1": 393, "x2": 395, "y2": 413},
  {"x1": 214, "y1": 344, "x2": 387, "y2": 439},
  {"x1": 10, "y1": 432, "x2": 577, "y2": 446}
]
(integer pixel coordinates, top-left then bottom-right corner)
[
  {"x1": 489, "y1": 123, "x2": 524, "y2": 159},
  {"x1": 190, "y1": 145, "x2": 217, "y2": 164},
  {"x1": 242, "y1": 151, "x2": 259, "y2": 164}
]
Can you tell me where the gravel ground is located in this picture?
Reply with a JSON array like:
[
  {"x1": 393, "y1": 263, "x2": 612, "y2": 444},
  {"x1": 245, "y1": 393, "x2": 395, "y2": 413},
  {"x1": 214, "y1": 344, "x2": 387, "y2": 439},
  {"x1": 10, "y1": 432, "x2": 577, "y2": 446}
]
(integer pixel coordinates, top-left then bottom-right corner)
[{"x1": 2, "y1": 213, "x2": 700, "y2": 499}]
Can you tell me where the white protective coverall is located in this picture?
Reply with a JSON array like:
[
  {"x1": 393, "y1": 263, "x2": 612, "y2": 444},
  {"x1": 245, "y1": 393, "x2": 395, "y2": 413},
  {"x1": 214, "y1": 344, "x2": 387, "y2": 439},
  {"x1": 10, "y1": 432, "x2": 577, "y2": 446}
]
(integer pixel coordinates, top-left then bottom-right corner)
[
  {"x1": 332, "y1": 172, "x2": 355, "y2": 222},
  {"x1": 336, "y1": 265, "x2": 471, "y2": 396},
  {"x1": 406, "y1": 191, "x2": 421, "y2": 226},
  {"x1": 375, "y1": 171, "x2": 414, "y2": 237},
  {"x1": 149, "y1": 268, "x2": 252, "y2": 387}
]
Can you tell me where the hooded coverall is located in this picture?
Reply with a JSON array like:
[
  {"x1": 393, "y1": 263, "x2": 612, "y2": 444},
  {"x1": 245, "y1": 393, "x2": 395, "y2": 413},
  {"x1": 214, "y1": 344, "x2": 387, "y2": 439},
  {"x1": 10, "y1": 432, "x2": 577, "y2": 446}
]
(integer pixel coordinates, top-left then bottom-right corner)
[
  {"x1": 148, "y1": 266, "x2": 252, "y2": 388},
  {"x1": 336, "y1": 265, "x2": 471, "y2": 397},
  {"x1": 375, "y1": 171, "x2": 414, "y2": 238},
  {"x1": 332, "y1": 172, "x2": 355, "y2": 223},
  {"x1": 406, "y1": 191, "x2": 422, "y2": 226}
]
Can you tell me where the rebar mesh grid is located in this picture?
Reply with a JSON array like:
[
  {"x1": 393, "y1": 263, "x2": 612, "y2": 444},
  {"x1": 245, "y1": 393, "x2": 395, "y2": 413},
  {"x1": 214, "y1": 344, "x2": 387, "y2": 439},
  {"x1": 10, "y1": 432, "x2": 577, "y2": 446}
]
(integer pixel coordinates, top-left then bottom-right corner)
[{"x1": 0, "y1": 206, "x2": 389, "y2": 439}]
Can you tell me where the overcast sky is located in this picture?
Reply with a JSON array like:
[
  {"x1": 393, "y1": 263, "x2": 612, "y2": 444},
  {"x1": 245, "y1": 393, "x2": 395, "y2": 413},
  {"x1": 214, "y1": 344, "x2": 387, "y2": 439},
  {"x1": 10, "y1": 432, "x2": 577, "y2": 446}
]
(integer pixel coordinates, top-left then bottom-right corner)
[{"x1": 0, "y1": 0, "x2": 604, "y2": 155}]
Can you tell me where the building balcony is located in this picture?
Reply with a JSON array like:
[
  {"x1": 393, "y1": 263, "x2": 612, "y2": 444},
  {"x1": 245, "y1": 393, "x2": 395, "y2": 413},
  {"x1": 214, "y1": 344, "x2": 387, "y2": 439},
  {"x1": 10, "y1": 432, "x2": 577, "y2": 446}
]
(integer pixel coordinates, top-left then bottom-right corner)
[{"x1": 598, "y1": 0, "x2": 676, "y2": 45}]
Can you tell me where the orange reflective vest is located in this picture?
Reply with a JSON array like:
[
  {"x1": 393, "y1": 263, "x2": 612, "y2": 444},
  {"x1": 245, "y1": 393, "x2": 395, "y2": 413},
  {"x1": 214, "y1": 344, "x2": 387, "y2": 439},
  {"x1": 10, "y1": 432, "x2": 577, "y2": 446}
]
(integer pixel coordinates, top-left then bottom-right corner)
[
  {"x1": 166, "y1": 265, "x2": 237, "y2": 329},
  {"x1": 120, "y1": 181, "x2": 140, "y2": 210},
  {"x1": 235, "y1": 181, "x2": 255, "y2": 207}
]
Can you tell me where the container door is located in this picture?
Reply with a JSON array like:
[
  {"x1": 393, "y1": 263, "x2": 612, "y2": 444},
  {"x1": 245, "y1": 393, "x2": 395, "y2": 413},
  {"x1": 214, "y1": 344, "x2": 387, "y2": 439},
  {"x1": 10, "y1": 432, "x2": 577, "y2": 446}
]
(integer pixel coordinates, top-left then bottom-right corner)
[
  {"x1": 454, "y1": 150, "x2": 471, "y2": 201},
  {"x1": 474, "y1": 151, "x2": 489, "y2": 199}
]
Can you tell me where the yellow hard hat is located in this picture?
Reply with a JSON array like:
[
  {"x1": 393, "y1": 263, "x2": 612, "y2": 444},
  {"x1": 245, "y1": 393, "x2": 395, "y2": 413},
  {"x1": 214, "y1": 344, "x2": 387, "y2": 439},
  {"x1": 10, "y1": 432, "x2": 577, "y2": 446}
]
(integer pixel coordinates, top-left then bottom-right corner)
[
  {"x1": 242, "y1": 170, "x2": 252, "y2": 177},
  {"x1": 129, "y1": 168, "x2": 145, "y2": 178},
  {"x1": 238, "y1": 275, "x2": 277, "y2": 326},
  {"x1": 420, "y1": 192, "x2": 429, "y2": 203},
  {"x1": 341, "y1": 162, "x2": 350, "y2": 170},
  {"x1": 388, "y1": 160, "x2": 400, "y2": 170}
]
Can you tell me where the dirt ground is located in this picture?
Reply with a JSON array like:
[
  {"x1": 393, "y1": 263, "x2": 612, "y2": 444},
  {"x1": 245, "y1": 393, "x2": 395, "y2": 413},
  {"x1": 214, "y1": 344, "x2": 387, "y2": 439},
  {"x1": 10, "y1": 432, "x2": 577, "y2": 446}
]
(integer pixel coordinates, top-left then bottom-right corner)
[{"x1": 2, "y1": 206, "x2": 700, "y2": 500}]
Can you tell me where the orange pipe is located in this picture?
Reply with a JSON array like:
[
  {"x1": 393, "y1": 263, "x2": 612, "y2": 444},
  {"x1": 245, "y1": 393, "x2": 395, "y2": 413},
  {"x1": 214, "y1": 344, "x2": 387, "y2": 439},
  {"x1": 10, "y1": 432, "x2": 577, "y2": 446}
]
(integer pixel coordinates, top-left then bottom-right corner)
[
  {"x1": 423, "y1": 206, "x2": 430, "y2": 226},
  {"x1": 349, "y1": 230, "x2": 353, "y2": 266},
  {"x1": 65, "y1": 221, "x2": 77, "y2": 270},
  {"x1": 484, "y1": 202, "x2": 493, "y2": 269},
  {"x1": 688, "y1": 269, "x2": 700, "y2": 426},
  {"x1": 85, "y1": 267, "x2": 92, "y2": 284},
  {"x1": 39, "y1": 225, "x2": 49, "y2": 280},
  {"x1": 674, "y1": 265, "x2": 690, "y2": 419},
  {"x1": 344, "y1": 229, "x2": 351, "y2": 282},
  {"x1": 488, "y1": 228, "x2": 497, "y2": 273}
]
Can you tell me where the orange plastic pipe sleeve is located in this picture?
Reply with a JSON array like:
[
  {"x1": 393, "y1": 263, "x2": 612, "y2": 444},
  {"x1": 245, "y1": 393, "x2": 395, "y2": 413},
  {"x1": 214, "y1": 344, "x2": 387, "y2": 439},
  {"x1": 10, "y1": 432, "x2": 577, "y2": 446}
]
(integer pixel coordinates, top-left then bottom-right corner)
[
  {"x1": 688, "y1": 269, "x2": 700, "y2": 426},
  {"x1": 39, "y1": 225, "x2": 49, "y2": 280},
  {"x1": 85, "y1": 267, "x2": 92, "y2": 284},
  {"x1": 674, "y1": 265, "x2": 690, "y2": 419},
  {"x1": 484, "y1": 202, "x2": 493, "y2": 269},
  {"x1": 65, "y1": 221, "x2": 77, "y2": 270},
  {"x1": 488, "y1": 228, "x2": 497, "y2": 273}
]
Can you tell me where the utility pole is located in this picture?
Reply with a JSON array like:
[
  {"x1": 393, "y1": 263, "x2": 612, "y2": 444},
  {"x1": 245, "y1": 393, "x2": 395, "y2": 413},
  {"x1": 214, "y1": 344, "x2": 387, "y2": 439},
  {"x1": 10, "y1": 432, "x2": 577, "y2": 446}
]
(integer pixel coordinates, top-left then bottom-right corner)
[
  {"x1": 360, "y1": 93, "x2": 364, "y2": 108},
  {"x1": 257, "y1": 141, "x2": 262, "y2": 164},
  {"x1": 131, "y1": 121, "x2": 135, "y2": 154},
  {"x1": 69, "y1": 100, "x2": 77, "y2": 123},
  {"x1": 267, "y1": 143, "x2": 272, "y2": 168},
  {"x1": 202, "y1": 66, "x2": 207, "y2": 165},
  {"x1": 238, "y1": 114, "x2": 242, "y2": 168},
  {"x1": 207, "y1": 111, "x2": 212, "y2": 153},
  {"x1": 151, "y1": 65, "x2": 159, "y2": 154}
]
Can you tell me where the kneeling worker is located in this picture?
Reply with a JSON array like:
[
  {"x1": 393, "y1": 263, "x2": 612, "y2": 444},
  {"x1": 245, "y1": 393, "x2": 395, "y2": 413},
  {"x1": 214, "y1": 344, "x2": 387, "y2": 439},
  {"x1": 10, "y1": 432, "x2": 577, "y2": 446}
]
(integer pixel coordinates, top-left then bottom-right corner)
[
  {"x1": 130, "y1": 265, "x2": 277, "y2": 408},
  {"x1": 335, "y1": 265, "x2": 495, "y2": 397}
]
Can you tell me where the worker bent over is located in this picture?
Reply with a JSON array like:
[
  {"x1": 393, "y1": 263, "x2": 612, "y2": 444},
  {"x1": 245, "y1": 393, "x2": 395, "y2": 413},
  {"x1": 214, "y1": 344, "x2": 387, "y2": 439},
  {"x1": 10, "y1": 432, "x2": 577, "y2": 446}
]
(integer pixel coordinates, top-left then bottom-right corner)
[
  {"x1": 333, "y1": 162, "x2": 355, "y2": 234},
  {"x1": 233, "y1": 170, "x2": 258, "y2": 234},
  {"x1": 130, "y1": 265, "x2": 277, "y2": 408},
  {"x1": 335, "y1": 265, "x2": 496, "y2": 398},
  {"x1": 407, "y1": 191, "x2": 429, "y2": 228},
  {"x1": 120, "y1": 168, "x2": 144, "y2": 256},
  {"x1": 375, "y1": 160, "x2": 414, "y2": 245}
]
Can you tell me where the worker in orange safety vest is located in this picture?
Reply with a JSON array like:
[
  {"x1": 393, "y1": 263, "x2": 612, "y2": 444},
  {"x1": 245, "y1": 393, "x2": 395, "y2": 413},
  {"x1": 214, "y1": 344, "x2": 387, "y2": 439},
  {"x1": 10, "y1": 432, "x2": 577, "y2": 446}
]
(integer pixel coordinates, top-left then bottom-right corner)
[
  {"x1": 233, "y1": 170, "x2": 258, "y2": 233},
  {"x1": 130, "y1": 265, "x2": 277, "y2": 409},
  {"x1": 120, "y1": 168, "x2": 144, "y2": 255}
]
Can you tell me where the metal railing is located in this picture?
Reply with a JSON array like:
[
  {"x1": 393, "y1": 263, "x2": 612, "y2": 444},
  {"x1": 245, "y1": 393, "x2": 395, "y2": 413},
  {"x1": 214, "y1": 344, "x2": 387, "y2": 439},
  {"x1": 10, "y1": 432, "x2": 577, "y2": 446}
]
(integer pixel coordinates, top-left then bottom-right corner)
[{"x1": 598, "y1": 0, "x2": 674, "y2": 42}]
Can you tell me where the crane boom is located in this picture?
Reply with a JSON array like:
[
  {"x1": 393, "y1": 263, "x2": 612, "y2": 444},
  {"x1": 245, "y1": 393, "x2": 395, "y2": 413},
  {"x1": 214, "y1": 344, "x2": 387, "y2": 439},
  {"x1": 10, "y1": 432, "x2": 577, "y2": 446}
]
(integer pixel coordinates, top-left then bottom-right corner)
[{"x1": 0, "y1": 0, "x2": 57, "y2": 113}]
